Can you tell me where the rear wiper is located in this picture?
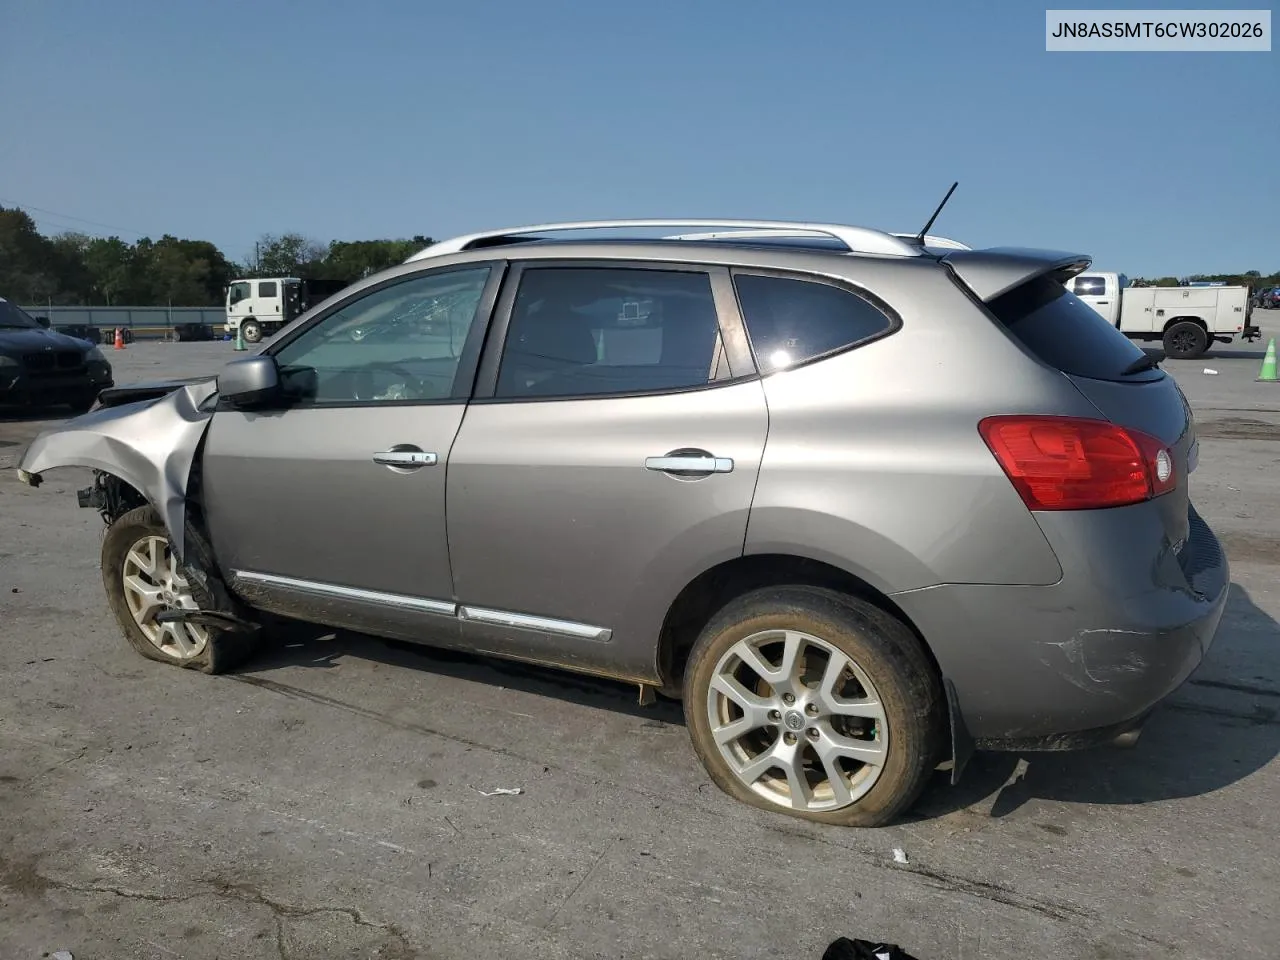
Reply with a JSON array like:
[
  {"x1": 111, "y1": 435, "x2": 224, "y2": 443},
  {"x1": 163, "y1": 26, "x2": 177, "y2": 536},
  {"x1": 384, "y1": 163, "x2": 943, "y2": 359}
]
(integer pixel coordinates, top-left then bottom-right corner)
[{"x1": 1121, "y1": 352, "x2": 1163, "y2": 376}]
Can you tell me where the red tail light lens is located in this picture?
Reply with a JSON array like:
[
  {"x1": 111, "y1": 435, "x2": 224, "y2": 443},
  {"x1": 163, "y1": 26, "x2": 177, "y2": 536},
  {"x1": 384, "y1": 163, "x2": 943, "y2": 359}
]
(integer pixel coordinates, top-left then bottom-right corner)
[{"x1": 979, "y1": 415, "x2": 1176, "y2": 511}]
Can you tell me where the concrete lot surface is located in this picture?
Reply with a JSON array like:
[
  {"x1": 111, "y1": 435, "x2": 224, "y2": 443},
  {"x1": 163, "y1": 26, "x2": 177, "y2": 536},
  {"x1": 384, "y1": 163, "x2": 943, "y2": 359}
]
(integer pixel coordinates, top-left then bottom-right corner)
[{"x1": 2, "y1": 319, "x2": 1279, "y2": 959}]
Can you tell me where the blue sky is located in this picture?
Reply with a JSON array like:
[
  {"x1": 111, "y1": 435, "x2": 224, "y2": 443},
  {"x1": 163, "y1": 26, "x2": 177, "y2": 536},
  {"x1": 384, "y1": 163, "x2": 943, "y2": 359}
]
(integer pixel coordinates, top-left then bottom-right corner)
[{"x1": 1, "y1": 0, "x2": 1275, "y2": 276}]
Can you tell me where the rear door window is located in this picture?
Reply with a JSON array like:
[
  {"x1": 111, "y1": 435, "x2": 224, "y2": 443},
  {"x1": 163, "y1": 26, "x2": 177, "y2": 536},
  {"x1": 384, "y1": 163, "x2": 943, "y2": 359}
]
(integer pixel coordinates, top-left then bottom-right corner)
[
  {"x1": 494, "y1": 266, "x2": 727, "y2": 399},
  {"x1": 986, "y1": 276, "x2": 1158, "y2": 382},
  {"x1": 732, "y1": 273, "x2": 895, "y2": 374}
]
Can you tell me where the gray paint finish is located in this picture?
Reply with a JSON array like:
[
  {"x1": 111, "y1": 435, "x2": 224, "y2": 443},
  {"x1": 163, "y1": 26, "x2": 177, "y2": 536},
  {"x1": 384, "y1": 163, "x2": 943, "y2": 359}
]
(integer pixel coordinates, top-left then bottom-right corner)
[
  {"x1": 202, "y1": 404, "x2": 466, "y2": 637},
  {"x1": 15, "y1": 229, "x2": 1231, "y2": 753},
  {"x1": 446, "y1": 379, "x2": 769, "y2": 682},
  {"x1": 17, "y1": 380, "x2": 217, "y2": 561}
]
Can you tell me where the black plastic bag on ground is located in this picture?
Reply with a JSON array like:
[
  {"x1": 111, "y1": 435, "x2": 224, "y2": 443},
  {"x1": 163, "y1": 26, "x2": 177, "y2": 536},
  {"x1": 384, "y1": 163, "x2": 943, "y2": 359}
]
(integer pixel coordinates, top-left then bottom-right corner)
[{"x1": 822, "y1": 937, "x2": 923, "y2": 960}]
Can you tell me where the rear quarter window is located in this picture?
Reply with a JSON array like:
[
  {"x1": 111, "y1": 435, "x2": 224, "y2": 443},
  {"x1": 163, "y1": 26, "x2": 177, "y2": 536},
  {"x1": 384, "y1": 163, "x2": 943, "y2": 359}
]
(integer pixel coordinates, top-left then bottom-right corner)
[
  {"x1": 986, "y1": 276, "x2": 1157, "y2": 382},
  {"x1": 733, "y1": 273, "x2": 894, "y2": 374}
]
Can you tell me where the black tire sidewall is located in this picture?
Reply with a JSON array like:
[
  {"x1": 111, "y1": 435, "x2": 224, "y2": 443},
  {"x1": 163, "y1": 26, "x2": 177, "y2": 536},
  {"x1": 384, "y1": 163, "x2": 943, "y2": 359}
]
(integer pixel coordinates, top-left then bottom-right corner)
[
  {"x1": 682, "y1": 585, "x2": 944, "y2": 827},
  {"x1": 1164, "y1": 321, "x2": 1207, "y2": 359},
  {"x1": 100, "y1": 505, "x2": 256, "y2": 674}
]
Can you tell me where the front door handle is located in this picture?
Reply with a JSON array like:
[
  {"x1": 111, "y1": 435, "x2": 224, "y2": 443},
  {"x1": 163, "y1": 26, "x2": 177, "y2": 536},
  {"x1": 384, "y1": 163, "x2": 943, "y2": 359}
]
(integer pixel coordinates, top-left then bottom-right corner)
[
  {"x1": 645, "y1": 455, "x2": 734, "y2": 475},
  {"x1": 373, "y1": 449, "x2": 438, "y2": 468}
]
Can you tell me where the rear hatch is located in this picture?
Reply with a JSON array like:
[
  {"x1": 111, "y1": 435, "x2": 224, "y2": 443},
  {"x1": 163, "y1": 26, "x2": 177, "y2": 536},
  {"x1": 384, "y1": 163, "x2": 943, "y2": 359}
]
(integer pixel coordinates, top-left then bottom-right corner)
[{"x1": 982, "y1": 273, "x2": 1194, "y2": 554}]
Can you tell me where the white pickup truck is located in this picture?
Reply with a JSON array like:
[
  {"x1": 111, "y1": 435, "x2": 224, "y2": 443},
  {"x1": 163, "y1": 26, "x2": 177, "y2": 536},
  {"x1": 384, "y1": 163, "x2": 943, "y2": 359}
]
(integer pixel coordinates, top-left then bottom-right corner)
[{"x1": 1067, "y1": 271, "x2": 1260, "y2": 359}]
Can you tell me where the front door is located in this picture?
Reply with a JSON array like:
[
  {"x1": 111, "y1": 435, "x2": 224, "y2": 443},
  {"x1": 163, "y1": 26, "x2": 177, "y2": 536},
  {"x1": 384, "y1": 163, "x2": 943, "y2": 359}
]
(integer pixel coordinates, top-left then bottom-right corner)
[
  {"x1": 446, "y1": 262, "x2": 768, "y2": 683},
  {"x1": 201, "y1": 262, "x2": 502, "y2": 642}
]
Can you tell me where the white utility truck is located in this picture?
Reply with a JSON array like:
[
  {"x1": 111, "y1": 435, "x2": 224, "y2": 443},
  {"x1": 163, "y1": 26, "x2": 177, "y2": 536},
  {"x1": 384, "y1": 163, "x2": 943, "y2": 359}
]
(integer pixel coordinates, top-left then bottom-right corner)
[
  {"x1": 1067, "y1": 271, "x2": 1259, "y2": 359},
  {"x1": 224, "y1": 277, "x2": 307, "y2": 343}
]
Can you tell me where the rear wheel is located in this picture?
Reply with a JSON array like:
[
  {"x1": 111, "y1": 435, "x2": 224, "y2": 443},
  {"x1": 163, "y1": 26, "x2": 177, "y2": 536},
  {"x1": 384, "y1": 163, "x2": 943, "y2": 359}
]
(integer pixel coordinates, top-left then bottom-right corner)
[
  {"x1": 101, "y1": 505, "x2": 257, "y2": 674},
  {"x1": 1163, "y1": 320, "x2": 1208, "y2": 360},
  {"x1": 240, "y1": 319, "x2": 263, "y2": 343},
  {"x1": 682, "y1": 585, "x2": 944, "y2": 827}
]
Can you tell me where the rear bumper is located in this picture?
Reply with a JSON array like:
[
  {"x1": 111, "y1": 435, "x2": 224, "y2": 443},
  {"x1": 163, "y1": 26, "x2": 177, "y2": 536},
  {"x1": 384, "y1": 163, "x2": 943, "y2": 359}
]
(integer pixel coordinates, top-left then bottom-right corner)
[{"x1": 894, "y1": 503, "x2": 1229, "y2": 747}]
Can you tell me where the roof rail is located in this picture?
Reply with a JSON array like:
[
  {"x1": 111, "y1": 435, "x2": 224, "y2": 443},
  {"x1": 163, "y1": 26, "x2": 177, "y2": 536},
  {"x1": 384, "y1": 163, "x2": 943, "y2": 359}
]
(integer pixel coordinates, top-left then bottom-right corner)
[{"x1": 405, "y1": 219, "x2": 926, "y2": 262}]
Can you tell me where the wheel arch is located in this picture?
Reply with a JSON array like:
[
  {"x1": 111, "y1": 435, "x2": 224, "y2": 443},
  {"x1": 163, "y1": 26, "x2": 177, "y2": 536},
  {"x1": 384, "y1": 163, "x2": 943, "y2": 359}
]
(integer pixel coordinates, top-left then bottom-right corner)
[
  {"x1": 1162, "y1": 314, "x2": 1208, "y2": 334},
  {"x1": 655, "y1": 551, "x2": 942, "y2": 694}
]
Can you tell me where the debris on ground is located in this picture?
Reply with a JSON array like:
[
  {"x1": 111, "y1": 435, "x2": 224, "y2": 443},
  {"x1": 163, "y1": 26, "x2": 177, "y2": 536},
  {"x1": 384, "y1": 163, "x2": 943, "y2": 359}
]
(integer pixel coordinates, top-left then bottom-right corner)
[
  {"x1": 475, "y1": 786, "x2": 523, "y2": 797},
  {"x1": 892, "y1": 847, "x2": 909, "y2": 864},
  {"x1": 1203, "y1": 368, "x2": 1219, "y2": 375},
  {"x1": 822, "y1": 936, "x2": 923, "y2": 959},
  {"x1": 51, "y1": 951, "x2": 75, "y2": 960}
]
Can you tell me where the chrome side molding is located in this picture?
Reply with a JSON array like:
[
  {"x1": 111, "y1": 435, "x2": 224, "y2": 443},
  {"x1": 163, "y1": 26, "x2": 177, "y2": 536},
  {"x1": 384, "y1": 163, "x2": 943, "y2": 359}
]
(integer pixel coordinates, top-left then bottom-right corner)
[
  {"x1": 459, "y1": 605, "x2": 612, "y2": 643},
  {"x1": 232, "y1": 570, "x2": 457, "y2": 616},
  {"x1": 233, "y1": 571, "x2": 612, "y2": 643}
]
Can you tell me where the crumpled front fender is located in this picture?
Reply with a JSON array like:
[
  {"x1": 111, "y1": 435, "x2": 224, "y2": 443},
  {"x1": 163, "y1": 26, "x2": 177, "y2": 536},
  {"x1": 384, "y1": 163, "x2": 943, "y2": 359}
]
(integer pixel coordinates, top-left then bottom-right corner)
[{"x1": 17, "y1": 379, "x2": 219, "y2": 561}]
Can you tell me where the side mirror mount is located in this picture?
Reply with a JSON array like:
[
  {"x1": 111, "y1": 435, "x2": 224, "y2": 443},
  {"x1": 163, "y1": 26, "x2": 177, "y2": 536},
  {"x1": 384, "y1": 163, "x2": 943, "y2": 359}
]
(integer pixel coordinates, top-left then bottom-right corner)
[
  {"x1": 34, "y1": 315, "x2": 51, "y2": 329},
  {"x1": 217, "y1": 355, "x2": 281, "y2": 409}
]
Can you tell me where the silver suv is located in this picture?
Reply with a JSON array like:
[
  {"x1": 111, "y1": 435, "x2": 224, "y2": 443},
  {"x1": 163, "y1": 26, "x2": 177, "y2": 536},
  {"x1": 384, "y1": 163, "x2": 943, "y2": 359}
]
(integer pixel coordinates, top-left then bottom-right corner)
[{"x1": 17, "y1": 219, "x2": 1229, "y2": 827}]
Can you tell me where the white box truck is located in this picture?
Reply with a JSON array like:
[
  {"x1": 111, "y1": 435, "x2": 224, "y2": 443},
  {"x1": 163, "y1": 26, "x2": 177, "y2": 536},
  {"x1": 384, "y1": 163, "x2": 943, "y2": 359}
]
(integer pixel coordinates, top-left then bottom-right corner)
[{"x1": 1068, "y1": 271, "x2": 1260, "y2": 359}]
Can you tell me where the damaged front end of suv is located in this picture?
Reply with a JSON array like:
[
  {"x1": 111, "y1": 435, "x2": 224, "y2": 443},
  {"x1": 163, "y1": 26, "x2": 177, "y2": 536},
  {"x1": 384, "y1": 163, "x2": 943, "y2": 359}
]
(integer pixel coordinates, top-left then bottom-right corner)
[{"x1": 16, "y1": 377, "x2": 262, "y2": 671}]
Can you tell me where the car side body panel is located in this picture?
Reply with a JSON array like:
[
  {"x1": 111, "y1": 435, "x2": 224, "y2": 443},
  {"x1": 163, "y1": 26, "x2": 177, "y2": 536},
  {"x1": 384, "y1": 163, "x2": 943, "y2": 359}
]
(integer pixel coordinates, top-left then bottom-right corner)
[
  {"x1": 744, "y1": 258, "x2": 1090, "y2": 590},
  {"x1": 446, "y1": 379, "x2": 769, "y2": 684},
  {"x1": 17, "y1": 380, "x2": 218, "y2": 561}
]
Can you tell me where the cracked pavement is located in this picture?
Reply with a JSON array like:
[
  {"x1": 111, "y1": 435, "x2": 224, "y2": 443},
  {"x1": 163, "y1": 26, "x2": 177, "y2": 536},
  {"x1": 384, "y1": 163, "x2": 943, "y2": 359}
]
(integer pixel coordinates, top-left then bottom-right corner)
[{"x1": 2, "y1": 327, "x2": 1280, "y2": 959}]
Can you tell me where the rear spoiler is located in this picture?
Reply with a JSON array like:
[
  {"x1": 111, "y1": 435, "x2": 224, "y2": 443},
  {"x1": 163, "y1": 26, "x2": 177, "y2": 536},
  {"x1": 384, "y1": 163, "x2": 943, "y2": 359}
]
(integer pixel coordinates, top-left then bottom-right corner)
[{"x1": 941, "y1": 247, "x2": 1092, "y2": 302}]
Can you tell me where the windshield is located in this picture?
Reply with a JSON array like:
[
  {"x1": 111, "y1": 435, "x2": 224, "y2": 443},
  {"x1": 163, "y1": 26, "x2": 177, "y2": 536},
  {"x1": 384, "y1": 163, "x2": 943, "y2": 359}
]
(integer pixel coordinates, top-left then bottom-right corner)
[{"x1": 0, "y1": 298, "x2": 40, "y2": 329}]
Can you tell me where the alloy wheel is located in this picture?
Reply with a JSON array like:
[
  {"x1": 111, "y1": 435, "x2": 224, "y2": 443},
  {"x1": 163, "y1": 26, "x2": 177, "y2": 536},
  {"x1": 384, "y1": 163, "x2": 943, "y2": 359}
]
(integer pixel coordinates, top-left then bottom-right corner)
[
  {"x1": 706, "y1": 629, "x2": 888, "y2": 812},
  {"x1": 120, "y1": 535, "x2": 209, "y2": 660}
]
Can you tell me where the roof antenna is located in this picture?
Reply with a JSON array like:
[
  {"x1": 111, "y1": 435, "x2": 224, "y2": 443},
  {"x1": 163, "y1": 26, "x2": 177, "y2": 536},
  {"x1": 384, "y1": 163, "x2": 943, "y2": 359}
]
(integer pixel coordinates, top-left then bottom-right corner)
[{"x1": 914, "y1": 181, "x2": 959, "y2": 245}]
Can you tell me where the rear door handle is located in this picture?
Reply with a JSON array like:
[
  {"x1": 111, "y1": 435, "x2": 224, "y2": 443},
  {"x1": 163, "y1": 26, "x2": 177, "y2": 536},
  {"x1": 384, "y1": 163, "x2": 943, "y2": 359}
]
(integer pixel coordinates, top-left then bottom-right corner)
[
  {"x1": 645, "y1": 455, "x2": 734, "y2": 475},
  {"x1": 373, "y1": 449, "x2": 438, "y2": 468}
]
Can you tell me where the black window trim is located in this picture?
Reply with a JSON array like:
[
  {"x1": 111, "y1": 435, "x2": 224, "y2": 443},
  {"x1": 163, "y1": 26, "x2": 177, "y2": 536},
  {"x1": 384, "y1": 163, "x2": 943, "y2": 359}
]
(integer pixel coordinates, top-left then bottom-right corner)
[
  {"x1": 470, "y1": 259, "x2": 759, "y2": 404},
  {"x1": 728, "y1": 266, "x2": 903, "y2": 376},
  {"x1": 231, "y1": 260, "x2": 508, "y2": 412}
]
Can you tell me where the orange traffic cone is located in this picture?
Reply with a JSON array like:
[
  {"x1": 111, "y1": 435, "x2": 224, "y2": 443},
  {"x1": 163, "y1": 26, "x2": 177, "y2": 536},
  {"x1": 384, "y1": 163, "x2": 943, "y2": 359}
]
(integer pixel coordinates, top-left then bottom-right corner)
[{"x1": 114, "y1": 327, "x2": 125, "y2": 350}]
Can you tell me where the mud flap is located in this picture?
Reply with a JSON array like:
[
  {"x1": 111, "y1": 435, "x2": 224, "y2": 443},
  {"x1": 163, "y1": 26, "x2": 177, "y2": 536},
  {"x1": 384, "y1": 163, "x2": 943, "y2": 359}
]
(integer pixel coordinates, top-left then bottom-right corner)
[{"x1": 945, "y1": 678, "x2": 975, "y2": 786}]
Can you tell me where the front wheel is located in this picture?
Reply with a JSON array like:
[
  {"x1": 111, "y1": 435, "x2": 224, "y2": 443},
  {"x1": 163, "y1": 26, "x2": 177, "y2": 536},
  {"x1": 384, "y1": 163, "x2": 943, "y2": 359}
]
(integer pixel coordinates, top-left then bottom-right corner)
[
  {"x1": 101, "y1": 505, "x2": 257, "y2": 674},
  {"x1": 682, "y1": 586, "x2": 944, "y2": 827},
  {"x1": 1163, "y1": 320, "x2": 1208, "y2": 360},
  {"x1": 239, "y1": 319, "x2": 263, "y2": 343}
]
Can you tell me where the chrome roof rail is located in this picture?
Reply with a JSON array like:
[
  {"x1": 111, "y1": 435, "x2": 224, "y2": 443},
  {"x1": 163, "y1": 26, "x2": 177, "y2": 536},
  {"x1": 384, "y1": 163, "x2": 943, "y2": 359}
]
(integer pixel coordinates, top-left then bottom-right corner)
[{"x1": 405, "y1": 219, "x2": 927, "y2": 262}]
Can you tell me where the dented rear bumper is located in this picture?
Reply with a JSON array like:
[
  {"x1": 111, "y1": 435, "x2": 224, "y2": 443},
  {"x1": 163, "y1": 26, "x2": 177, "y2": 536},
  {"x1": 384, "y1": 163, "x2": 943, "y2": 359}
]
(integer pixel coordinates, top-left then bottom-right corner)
[{"x1": 893, "y1": 503, "x2": 1229, "y2": 748}]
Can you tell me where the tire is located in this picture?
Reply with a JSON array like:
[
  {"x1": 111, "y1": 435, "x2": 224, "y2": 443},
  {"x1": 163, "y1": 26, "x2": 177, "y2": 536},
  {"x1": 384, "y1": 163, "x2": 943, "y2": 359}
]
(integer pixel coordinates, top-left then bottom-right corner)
[
  {"x1": 683, "y1": 585, "x2": 944, "y2": 828},
  {"x1": 101, "y1": 505, "x2": 258, "y2": 674},
  {"x1": 1163, "y1": 320, "x2": 1208, "y2": 360},
  {"x1": 240, "y1": 319, "x2": 263, "y2": 344}
]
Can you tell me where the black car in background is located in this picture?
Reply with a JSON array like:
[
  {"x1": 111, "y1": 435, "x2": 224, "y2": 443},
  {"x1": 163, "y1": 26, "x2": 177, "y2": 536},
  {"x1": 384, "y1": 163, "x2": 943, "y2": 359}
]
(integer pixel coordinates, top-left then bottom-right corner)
[
  {"x1": 1252, "y1": 286, "x2": 1280, "y2": 310},
  {"x1": 0, "y1": 298, "x2": 114, "y2": 413}
]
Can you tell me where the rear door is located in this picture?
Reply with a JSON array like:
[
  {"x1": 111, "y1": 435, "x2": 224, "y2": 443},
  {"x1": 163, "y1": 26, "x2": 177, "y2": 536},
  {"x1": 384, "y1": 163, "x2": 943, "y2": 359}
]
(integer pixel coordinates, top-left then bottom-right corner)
[
  {"x1": 444, "y1": 260, "x2": 767, "y2": 683},
  {"x1": 202, "y1": 262, "x2": 503, "y2": 641}
]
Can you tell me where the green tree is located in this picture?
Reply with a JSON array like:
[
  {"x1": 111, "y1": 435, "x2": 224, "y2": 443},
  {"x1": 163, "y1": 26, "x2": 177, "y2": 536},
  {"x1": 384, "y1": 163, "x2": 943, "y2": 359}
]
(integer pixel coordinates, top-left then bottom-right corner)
[
  {"x1": 252, "y1": 233, "x2": 327, "y2": 277},
  {"x1": 82, "y1": 237, "x2": 135, "y2": 305}
]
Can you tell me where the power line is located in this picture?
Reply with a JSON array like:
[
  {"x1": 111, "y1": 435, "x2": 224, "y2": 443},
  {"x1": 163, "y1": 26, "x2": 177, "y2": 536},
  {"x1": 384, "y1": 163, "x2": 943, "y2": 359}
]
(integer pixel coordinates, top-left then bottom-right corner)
[{"x1": 0, "y1": 196, "x2": 149, "y2": 237}]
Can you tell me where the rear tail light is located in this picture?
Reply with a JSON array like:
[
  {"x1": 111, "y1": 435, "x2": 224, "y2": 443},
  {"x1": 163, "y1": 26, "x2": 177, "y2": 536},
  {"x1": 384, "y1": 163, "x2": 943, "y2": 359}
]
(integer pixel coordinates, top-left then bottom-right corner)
[{"x1": 979, "y1": 415, "x2": 1176, "y2": 511}]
